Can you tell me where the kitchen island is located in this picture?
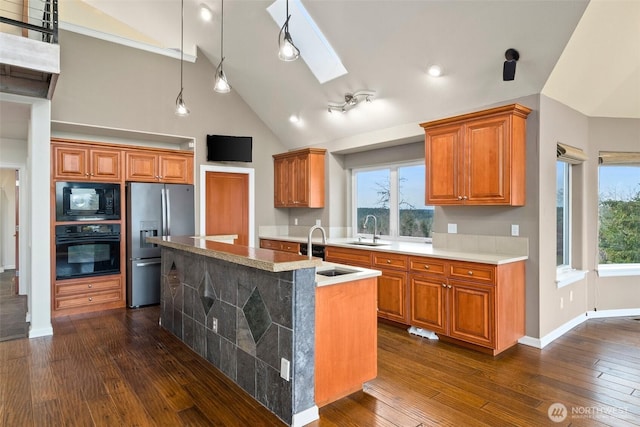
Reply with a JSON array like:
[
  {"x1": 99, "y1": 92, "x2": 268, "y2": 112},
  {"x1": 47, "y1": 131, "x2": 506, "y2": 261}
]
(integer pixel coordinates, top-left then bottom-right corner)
[{"x1": 147, "y1": 236, "x2": 380, "y2": 426}]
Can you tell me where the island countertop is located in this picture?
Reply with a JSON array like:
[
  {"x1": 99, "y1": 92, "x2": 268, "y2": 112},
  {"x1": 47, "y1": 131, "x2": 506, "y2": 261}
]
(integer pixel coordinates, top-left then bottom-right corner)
[{"x1": 147, "y1": 235, "x2": 322, "y2": 272}]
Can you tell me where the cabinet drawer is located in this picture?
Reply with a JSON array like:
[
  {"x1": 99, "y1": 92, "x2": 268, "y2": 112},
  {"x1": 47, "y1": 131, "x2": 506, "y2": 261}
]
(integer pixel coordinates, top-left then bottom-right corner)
[
  {"x1": 56, "y1": 277, "x2": 121, "y2": 296},
  {"x1": 449, "y1": 262, "x2": 495, "y2": 283},
  {"x1": 260, "y1": 239, "x2": 282, "y2": 250},
  {"x1": 55, "y1": 289, "x2": 122, "y2": 310},
  {"x1": 280, "y1": 242, "x2": 300, "y2": 253},
  {"x1": 372, "y1": 252, "x2": 408, "y2": 270},
  {"x1": 408, "y1": 256, "x2": 446, "y2": 276},
  {"x1": 260, "y1": 239, "x2": 300, "y2": 253},
  {"x1": 325, "y1": 246, "x2": 371, "y2": 267}
]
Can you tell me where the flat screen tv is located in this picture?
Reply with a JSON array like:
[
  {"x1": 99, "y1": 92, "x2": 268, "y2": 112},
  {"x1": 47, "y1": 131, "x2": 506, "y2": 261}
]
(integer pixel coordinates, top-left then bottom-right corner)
[{"x1": 207, "y1": 134, "x2": 252, "y2": 162}]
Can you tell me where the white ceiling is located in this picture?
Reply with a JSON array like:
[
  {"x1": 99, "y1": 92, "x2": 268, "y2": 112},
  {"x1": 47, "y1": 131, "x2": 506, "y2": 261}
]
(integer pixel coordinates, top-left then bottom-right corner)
[{"x1": 2, "y1": 0, "x2": 639, "y2": 149}]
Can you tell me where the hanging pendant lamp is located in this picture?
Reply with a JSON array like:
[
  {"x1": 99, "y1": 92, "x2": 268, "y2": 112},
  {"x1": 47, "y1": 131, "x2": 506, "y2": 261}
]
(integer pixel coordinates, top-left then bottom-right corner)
[
  {"x1": 175, "y1": 0, "x2": 189, "y2": 116},
  {"x1": 214, "y1": 0, "x2": 231, "y2": 93},
  {"x1": 278, "y1": 0, "x2": 300, "y2": 61}
]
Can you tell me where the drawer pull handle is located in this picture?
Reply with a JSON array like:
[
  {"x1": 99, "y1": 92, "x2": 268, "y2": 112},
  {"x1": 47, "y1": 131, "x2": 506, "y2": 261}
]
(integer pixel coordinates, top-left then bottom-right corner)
[
  {"x1": 424, "y1": 265, "x2": 430, "y2": 269},
  {"x1": 88, "y1": 297, "x2": 93, "y2": 302},
  {"x1": 448, "y1": 285, "x2": 452, "y2": 289},
  {"x1": 442, "y1": 283, "x2": 446, "y2": 288},
  {"x1": 468, "y1": 271, "x2": 473, "y2": 275},
  {"x1": 88, "y1": 284, "x2": 93, "y2": 288},
  {"x1": 387, "y1": 259, "x2": 391, "y2": 263}
]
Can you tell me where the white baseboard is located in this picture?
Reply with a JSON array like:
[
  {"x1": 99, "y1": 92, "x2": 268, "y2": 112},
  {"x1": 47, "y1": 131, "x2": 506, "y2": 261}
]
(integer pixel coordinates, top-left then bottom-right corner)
[
  {"x1": 586, "y1": 308, "x2": 640, "y2": 318},
  {"x1": 291, "y1": 405, "x2": 319, "y2": 427},
  {"x1": 519, "y1": 308, "x2": 640, "y2": 349},
  {"x1": 1, "y1": 264, "x2": 16, "y2": 270},
  {"x1": 29, "y1": 326, "x2": 53, "y2": 338}
]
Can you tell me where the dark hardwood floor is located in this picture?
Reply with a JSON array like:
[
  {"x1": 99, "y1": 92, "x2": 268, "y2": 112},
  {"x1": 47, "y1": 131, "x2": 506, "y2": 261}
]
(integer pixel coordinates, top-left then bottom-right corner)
[
  {"x1": 1, "y1": 306, "x2": 639, "y2": 426},
  {"x1": 0, "y1": 270, "x2": 28, "y2": 342}
]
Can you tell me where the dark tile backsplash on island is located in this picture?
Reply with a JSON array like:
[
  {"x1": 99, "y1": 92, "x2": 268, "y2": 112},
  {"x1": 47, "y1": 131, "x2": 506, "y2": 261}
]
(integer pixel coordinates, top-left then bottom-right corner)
[{"x1": 159, "y1": 248, "x2": 316, "y2": 425}]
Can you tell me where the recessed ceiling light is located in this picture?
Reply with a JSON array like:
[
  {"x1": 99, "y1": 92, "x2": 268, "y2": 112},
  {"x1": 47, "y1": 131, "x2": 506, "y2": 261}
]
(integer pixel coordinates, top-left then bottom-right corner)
[
  {"x1": 200, "y1": 3, "x2": 213, "y2": 21},
  {"x1": 289, "y1": 114, "x2": 300, "y2": 123},
  {"x1": 428, "y1": 65, "x2": 442, "y2": 77}
]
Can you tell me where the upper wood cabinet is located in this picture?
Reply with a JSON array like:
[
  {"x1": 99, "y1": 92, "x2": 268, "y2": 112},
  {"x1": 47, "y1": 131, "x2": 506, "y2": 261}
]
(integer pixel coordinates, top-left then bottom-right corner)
[
  {"x1": 273, "y1": 148, "x2": 326, "y2": 208},
  {"x1": 420, "y1": 104, "x2": 531, "y2": 206},
  {"x1": 126, "y1": 150, "x2": 193, "y2": 184},
  {"x1": 53, "y1": 144, "x2": 121, "y2": 181}
]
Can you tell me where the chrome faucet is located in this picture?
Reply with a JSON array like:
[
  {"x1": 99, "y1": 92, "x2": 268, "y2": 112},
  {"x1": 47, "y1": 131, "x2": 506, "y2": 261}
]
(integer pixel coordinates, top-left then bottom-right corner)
[
  {"x1": 307, "y1": 225, "x2": 327, "y2": 259},
  {"x1": 363, "y1": 215, "x2": 379, "y2": 242}
]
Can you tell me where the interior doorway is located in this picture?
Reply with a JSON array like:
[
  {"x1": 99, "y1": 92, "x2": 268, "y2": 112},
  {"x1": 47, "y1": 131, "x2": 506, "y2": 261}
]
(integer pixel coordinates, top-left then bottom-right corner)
[
  {"x1": 200, "y1": 165, "x2": 255, "y2": 246},
  {"x1": 0, "y1": 168, "x2": 18, "y2": 287}
]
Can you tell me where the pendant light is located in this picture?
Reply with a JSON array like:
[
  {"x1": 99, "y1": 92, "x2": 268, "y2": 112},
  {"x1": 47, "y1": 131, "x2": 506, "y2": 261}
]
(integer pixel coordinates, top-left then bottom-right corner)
[
  {"x1": 175, "y1": 0, "x2": 189, "y2": 116},
  {"x1": 213, "y1": 0, "x2": 231, "y2": 93},
  {"x1": 278, "y1": 0, "x2": 300, "y2": 61}
]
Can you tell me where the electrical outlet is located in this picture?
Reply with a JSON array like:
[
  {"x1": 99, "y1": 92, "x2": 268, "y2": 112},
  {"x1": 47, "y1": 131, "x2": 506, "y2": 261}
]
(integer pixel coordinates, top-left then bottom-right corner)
[
  {"x1": 212, "y1": 317, "x2": 218, "y2": 333},
  {"x1": 315, "y1": 219, "x2": 321, "y2": 226},
  {"x1": 280, "y1": 358, "x2": 290, "y2": 381},
  {"x1": 560, "y1": 297, "x2": 564, "y2": 309},
  {"x1": 294, "y1": 218, "x2": 298, "y2": 225},
  {"x1": 511, "y1": 224, "x2": 519, "y2": 236},
  {"x1": 447, "y1": 223, "x2": 457, "y2": 234},
  {"x1": 570, "y1": 291, "x2": 574, "y2": 302}
]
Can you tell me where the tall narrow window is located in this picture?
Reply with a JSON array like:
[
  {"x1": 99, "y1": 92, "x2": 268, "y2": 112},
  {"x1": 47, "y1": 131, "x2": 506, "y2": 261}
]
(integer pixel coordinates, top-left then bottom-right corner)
[
  {"x1": 598, "y1": 161, "x2": 640, "y2": 265},
  {"x1": 556, "y1": 161, "x2": 570, "y2": 267},
  {"x1": 355, "y1": 169, "x2": 390, "y2": 235}
]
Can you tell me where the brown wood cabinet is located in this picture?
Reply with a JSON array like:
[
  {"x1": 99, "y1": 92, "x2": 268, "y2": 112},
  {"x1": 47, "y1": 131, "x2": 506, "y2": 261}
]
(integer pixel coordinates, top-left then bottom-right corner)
[
  {"x1": 327, "y1": 245, "x2": 525, "y2": 355},
  {"x1": 52, "y1": 144, "x2": 121, "y2": 181},
  {"x1": 273, "y1": 148, "x2": 326, "y2": 208},
  {"x1": 420, "y1": 103, "x2": 531, "y2": 206},
  {"x1": 53, "y1": 275, "x2": 123, "y2": 315},
  {"x1": 259, "y1": 239, "x2": 300, "y2": 254},
  {"x1": 125, "y1": 150, "x2": 193, "y2": 184}
]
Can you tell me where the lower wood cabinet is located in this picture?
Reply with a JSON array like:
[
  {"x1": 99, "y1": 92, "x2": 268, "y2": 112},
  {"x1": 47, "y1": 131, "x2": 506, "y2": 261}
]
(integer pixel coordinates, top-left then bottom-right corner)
[
  {"x1": 259, "y1": 239, "x2": 300, "y2": 254},
  {"x1": 53, "y1": 275, "x2": 124, "y2": 316},
  {"x1": 410, "y1": 275, "x2": 447, "y2": 334},
  {"x1": 377, "y1": 269, "x2": 409, "y2": 323}
]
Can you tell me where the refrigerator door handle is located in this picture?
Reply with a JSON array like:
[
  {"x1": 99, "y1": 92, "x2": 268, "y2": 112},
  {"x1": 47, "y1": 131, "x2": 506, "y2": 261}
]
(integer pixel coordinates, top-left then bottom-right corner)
[
  {"x1": 161, "y1": 187, "x2": 167, "y2": 235},
  {"x1": 166, "y1": 188, "x2": 171, "y2": 236},
  {"x1": 136, "y1": 261, "x2": 162, "y2": 267}
]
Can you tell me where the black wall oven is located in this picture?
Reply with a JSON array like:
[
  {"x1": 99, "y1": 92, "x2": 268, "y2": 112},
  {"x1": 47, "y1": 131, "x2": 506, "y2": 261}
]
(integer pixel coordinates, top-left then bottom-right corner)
[
  {"x1": 56, "y1": 181, "x2": 120, "y2": 221},
  {"x1": 55, "y1": 224, "x2": 121, "y2": 280}
]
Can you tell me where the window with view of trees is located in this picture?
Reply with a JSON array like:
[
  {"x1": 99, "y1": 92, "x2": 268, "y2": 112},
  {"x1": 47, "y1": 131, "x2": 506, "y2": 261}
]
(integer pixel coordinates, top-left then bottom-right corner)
[
  {"x1": 557, "y1": 161, "x2": 570, "y2": 267},
  {"x1": 598, "y1": 162, "x2": 640, "y2": 264},
  {"x1": 353, "y1": 163, "x2": 433, "y2": 240}
]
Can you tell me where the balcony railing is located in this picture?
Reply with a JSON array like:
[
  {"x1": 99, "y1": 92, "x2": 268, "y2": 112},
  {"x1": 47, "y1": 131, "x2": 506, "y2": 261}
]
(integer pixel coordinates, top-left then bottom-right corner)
[{"x1": 0, "y1": 0, "x2": 58, "y2": 43}]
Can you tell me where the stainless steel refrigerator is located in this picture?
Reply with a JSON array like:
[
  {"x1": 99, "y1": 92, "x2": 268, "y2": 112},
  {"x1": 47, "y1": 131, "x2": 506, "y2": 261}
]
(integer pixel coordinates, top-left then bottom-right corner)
[{"x1": 126, "y1": 182, "x2": 194, "y2": 307}]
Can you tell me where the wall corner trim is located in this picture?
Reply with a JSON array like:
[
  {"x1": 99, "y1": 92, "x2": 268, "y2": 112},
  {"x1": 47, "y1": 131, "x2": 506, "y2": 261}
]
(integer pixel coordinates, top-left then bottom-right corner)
[
  {"x1": 291, "y1": 405, "x2": 319, "y2": 427},
  {"x1": 29, "y1": 325, "x2": 54, "y2": 338}
]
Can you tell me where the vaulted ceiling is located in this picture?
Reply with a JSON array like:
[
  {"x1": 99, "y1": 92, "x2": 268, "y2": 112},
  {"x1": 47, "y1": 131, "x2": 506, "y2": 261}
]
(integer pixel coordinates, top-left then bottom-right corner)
[{"x1": 2, "y1": 0, "x2": 639, "y2": 149}]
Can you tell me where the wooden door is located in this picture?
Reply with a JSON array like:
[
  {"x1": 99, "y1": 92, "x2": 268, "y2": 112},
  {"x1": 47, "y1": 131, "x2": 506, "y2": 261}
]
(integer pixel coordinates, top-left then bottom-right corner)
[
  {"x1": 53, "y1": 146, "x2": 89, "y2": 180},
  {"x1": 464, "y1": 115, "x2": 510, "y2": 204},
  {"x1": 125, "y1": 152, "x2": 158, "y2": 182},
  {"x1": 90, "y1": 149, "x2": 121, "y2": 181},
  {"x1": 377, "y1": 269, "x2": 408, "y2": 323},
  {"x1": 449, "y1": 280, "x2": 494, "y2": 347},
  {"x1": 424, "y1": 124, "x2": 463, "y2": 204},
  {"x1": 205, "y1": 172, "x2": 249, "y2": 245},
  {"x1": 410, "y1": 275, "x2": 447, "y2": 334},
  {"x1": 273, "y1": 157, "x2": 287, "y2": 207},
  {"x1": 159, "y1": 154, "x2": 193, "y2": 184},
  {"x1": 293, "y1": 154, "x2": 309, "y2": 206}
]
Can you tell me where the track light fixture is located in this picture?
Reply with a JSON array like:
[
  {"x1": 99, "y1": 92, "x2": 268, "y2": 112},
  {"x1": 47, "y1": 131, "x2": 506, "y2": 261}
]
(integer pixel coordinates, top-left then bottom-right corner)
[
  {"x1": 278, "y1": 0, "x2": 300, "y2": 61},
  {"x1": 327, "y1": 90, "x2": 375, "y2": 114},
  {"x1": 214, "y1": 0, "x2": 231, "y2": 93},
  {"x1": 503, "y1": 48, "x2": 519, "y2": 81},
  {"x1": 175, "y1": 0, "x2": 189, "y2": 116}
]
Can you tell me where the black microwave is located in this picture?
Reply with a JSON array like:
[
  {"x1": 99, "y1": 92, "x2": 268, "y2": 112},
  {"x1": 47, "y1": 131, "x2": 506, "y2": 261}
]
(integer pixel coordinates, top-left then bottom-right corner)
[{"x1": 56, "y1": 182, "x2": 121, "y2": 221}]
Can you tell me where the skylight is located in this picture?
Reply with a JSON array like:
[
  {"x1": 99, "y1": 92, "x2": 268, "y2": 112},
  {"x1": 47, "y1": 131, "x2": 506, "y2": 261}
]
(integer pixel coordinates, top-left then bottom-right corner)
[{"x1": 267, "y1": 0, "x2": 347, "y2": 84}]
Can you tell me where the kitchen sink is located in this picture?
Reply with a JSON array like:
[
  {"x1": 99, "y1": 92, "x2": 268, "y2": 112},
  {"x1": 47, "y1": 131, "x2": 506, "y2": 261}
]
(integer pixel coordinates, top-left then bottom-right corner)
[
  {"x1": 316, "y1": 267, "x2": 360, "y2": 277},
  {"x1": 347, "y1": 240, "x2": 391, "y2": 246}
]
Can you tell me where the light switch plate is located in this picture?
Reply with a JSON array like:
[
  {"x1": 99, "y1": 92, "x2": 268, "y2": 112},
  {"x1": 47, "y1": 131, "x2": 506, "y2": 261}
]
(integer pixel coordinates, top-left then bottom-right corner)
[
  {"x1": 447, "y1": 223, "x2": 457, "y2": 234},
  {"x1": 315, "y1": 219, "x2": 321, "y2": 226},
  {"x1": 511, "y1": 224, "x2": 519, "y2": 236},
  {"x1": 280, "y1": 358, "x2": 290, "y2": 381}
]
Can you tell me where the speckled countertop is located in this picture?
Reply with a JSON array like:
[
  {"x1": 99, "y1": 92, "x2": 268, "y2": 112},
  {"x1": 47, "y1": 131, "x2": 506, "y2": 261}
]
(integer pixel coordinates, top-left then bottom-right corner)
[
  {"x1": 148, "y1": 235, "x2": 322, "y2": 272},
  {"x1": 261, "y1": 235, "x2": 528, "y2": 265}
]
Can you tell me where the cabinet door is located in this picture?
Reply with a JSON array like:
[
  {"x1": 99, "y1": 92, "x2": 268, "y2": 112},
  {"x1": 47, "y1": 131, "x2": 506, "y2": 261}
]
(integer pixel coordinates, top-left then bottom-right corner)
[
  {"x1": 464, "y1": 115, "x2": 511, "y2": 204},
  {"x1": 126, "y1": 152, "x2": 158, "y2": 182},
  {"x1": 90, "y1": 149, "x2": 121, "y2": 181},
  {"x1": 377, "y1": 269, "x2": 408, "y2": 323},
  {"x1": 325, "y1": 246, "x2": 372, "y2": 268},
  {"x1": 449, "y1": 280, "x2": 494, "y2": 347},
  {"x1": 293, "y1": 154, "x2": 309, "y2": 206},
  {"x1": 425, "y1": 124, "x2": 464, "y2": 204},
  {"x1": 53, "y1": 146, "x2": 89, "y2": 180},
  {"x1": 159, "y1": 154, "x2": 192, "y2": 184},
  {"x1": 410, "y1": 275, "x2": 447, "y2": 334},
  {"x1": 273, "y1": 158, "x2": 288, "y2": 207}
]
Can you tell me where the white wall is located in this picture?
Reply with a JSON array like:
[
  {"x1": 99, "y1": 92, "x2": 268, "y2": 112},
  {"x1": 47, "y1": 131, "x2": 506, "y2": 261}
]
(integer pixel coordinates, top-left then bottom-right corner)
[{"x1": 0, "y1": 169, "x2": 16, "y2": 269}]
